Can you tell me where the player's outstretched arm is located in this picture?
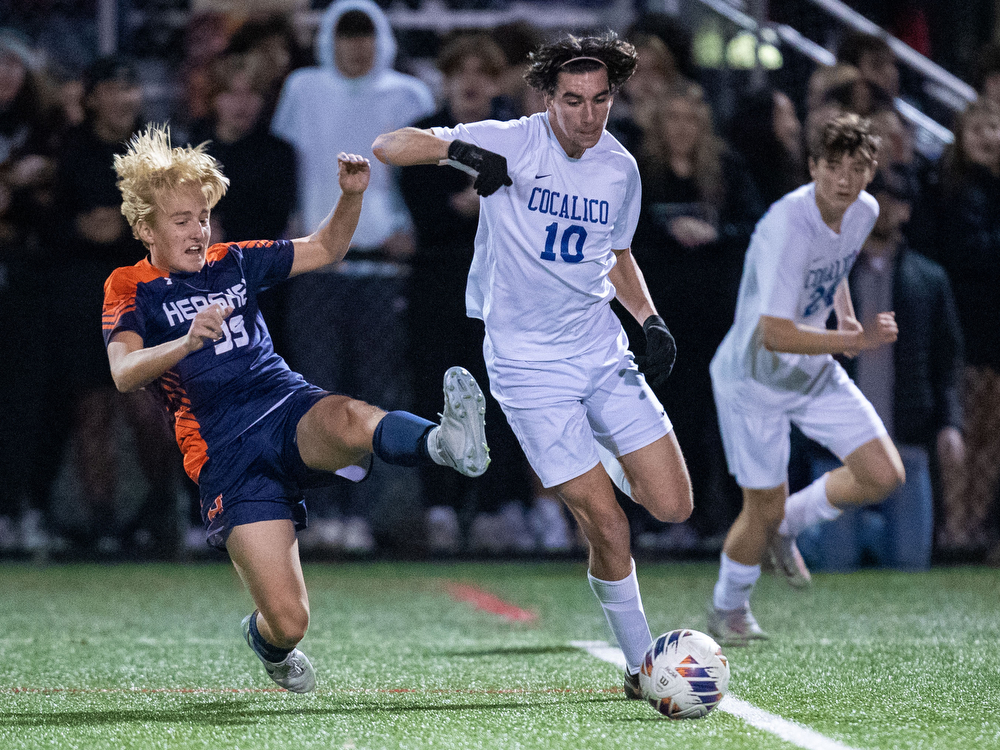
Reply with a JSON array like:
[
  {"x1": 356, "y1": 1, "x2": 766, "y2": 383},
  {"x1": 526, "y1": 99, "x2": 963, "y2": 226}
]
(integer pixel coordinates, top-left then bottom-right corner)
[
  {"x1": 760, "y1": 312, "x2": 897, "y2": 356},
  {"x1": 107, "y1": 303, "x2": 234, "y2": 392},
  {"x1": 373, "y1": 128, "x2": 511, "y2": 196},
  {"x1": 290, "y1": 153, "x2": 370, "y2": 277},
  {"x1": 372, "y1": 127, "x2": 450, "y2": 167}
]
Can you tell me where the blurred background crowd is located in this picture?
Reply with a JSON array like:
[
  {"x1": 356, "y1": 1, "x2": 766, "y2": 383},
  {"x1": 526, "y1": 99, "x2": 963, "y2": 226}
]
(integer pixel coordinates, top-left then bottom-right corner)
[{"x1": 2, "y1": 0, "x2": 999, "y2": 570}]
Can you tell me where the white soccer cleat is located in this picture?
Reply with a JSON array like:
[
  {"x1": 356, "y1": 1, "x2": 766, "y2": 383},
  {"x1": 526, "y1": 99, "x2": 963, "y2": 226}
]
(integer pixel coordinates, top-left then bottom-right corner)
[
  {"x1": 766, "y1": 533, "x2": 812, "y2": 589},
  {"x1": 706, "y1": 601, "x2": 769, "y2": 647},
  {"x1": 241, "y1": 613, "x2": 316, "y2": 694},
  {"x1": 432, "y1": 366, "x2": 490, "y2": 478}
]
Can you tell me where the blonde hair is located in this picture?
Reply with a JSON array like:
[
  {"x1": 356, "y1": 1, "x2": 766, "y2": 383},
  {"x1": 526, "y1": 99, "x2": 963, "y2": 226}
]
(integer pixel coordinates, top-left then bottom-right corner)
[{"x1": 114, "y1": 124, "x2": 229, "y2": 241}]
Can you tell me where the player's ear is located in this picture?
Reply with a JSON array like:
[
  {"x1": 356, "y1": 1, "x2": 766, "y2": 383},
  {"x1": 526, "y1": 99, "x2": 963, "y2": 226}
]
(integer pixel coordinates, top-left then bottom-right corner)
[
  {"x1": 864, "y1": 160, "x2": 878, "y2": 187},
  {"x1": 136, "y1": 219, "x2": 154, "y2": 245}
]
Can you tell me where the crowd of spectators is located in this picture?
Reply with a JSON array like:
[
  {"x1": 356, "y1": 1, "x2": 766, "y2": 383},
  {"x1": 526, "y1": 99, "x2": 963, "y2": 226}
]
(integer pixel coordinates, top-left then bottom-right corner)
[{"x1": 1, "y1": 3, "x2": 999, "y2": 568}]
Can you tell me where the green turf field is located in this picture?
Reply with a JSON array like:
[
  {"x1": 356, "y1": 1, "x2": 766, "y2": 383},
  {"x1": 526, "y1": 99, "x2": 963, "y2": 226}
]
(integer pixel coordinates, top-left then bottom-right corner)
[{"x1": 1, "y1": 561, "x2": 998, "y2": 749}]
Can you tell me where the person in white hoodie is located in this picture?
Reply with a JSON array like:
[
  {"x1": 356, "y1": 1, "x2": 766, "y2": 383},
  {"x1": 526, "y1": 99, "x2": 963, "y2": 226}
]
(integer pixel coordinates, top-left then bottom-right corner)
[{"x1": 271, "y1": 0, "x2": 434, "y2": 549}]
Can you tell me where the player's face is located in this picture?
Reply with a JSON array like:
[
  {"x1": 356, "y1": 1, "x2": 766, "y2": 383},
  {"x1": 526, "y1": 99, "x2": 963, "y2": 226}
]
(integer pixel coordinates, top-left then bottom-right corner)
[
  {"x1": 545, "y1": 69, "x2": 612, "y2": 159},
  {"x1": 140, "y1": 183, "x2": 212, "y2": 274},
  {"x1": 809, "y1": 152, "x2": 876, "y2": 224}
]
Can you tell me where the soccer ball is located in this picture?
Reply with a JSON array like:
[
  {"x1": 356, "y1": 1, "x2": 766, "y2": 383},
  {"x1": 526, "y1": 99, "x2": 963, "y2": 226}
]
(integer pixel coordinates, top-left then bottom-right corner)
[{"x1": 639, "y1": 629, "x2": 730, "y2": 719}]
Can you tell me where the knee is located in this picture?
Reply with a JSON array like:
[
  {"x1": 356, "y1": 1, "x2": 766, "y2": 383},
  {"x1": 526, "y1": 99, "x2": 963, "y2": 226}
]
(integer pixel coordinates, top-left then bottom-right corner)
[
  {"x1": 335, "y1": 399, "x2": 379, "y2": 444},
  {"x1": 266, "y1": 607, "x2": 309, "y2": 649},
  {"x1": 632, "y1": 477, "x2": 693, "y2": 524},
  {"x1": 636, "y1": 490, "x2": 694, "y2": 523},
  {"x1": 862, "y1": 460, "x2": 906, "y2": 500}
]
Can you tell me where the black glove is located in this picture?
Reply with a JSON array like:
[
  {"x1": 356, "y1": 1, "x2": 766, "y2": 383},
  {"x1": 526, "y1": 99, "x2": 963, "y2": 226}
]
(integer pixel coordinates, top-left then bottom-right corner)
[
  {"x1": 447, "y1": 139, "x2": 512, "y2": 197},
  {"x1": 636, "y1": 314, "x2": 676, "y2": 389}
]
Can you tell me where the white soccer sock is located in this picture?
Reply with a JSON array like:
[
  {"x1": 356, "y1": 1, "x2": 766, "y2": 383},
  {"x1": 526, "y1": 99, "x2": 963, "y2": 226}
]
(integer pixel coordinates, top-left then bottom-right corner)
[
  {"x1": 425, "y1": 426, "x2": 449, "y2": 467},
  {"x1": 778, "y1": 473, "x2": 840, "y2": 537},
  {"x1": 713, "y1": 552, "x2": 761, "y2": 611},
  {"x1": 595, "y1": 441, "x2": 633, "y2": 500},
  {"x1": 588, "y1": 559, "x2": 651, "y2": 674}
]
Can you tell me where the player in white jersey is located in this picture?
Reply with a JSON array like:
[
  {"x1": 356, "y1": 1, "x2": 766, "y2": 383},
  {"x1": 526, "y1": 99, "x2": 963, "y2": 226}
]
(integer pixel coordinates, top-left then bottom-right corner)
[
  {"x1": 374, "y1": 33, "x2": 693, "y2": 696},
  {"x1": 708, "y1": 114, "x2": 906, "y2": 644}
]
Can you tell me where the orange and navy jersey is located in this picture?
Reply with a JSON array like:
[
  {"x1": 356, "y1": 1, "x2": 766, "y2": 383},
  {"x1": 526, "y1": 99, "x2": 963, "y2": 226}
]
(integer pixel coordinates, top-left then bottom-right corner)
[{"x1": 102, "y1": 240, "x2": 307, "y2": 483}]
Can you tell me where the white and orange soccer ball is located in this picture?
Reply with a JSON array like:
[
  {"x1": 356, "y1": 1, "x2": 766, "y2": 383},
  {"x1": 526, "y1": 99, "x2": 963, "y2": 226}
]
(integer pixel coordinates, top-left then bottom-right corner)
[{"x1": 639, "y1": 629, "x2": 730, "y2": 719}]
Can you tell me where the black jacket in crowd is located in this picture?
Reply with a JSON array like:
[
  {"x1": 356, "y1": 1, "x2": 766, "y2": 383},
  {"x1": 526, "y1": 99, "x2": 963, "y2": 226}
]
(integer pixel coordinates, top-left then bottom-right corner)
[{"x1": 846, "y1": 245, "x2": 964, "y2": 447}]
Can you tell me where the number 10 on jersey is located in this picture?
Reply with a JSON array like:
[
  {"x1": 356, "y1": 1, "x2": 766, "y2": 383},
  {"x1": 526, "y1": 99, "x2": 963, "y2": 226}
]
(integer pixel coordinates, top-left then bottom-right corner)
[{"x1": 541, "y1": 222, "x2": 588, "y2": 263}]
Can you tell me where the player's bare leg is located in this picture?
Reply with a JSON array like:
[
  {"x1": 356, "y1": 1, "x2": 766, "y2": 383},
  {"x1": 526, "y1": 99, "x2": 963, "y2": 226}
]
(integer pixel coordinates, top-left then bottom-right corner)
[
  {"x1": 827, "y1": 435, "x2": 905, "y2": 506},
  {"x1": 772, "y1": 435, "x2": 905, "y2": 588},
  {"x1": 296, "y1": 395, "x2": 384, "y2": 473},
  {"x1": 297, "y1": 369, "x2": 489, "y2": 478},
  {"x1": 709, "y1": 485, "x2": 782, "y2": 645},
  {"x1": 617, "y1": 431, "x2": 693, "y2": 523},
  {"x1": 557, "y1": 465, "x2": 653, "y2": 693},
  {"x1": 726, "y1": 485, "x2": 787, "y2": 567},
  {"x1": 557, "y1": 464, "x2": 632, "y2": 580},
  {"x1": 228, "y1": 519, "x2": 316, "y2": 692}
]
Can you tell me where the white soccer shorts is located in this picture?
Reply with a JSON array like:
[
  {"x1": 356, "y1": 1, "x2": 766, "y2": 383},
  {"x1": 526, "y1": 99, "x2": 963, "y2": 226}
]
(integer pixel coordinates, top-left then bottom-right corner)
[
  {"x1": 485, "y1": 331, "x2": 672, "y2": 489},
  {"x1": 713, "y1": 359, "x2": 887, "y2": 489}
]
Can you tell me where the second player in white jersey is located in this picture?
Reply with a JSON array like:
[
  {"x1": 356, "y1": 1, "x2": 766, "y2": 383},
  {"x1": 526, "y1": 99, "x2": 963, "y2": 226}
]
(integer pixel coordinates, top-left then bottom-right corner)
[
  {"x1": 706, "y1": 114, "x2": 906, "y2": 646},
  {"x1": 712, "y1": 182, "x2": 879, "y2": 394}
]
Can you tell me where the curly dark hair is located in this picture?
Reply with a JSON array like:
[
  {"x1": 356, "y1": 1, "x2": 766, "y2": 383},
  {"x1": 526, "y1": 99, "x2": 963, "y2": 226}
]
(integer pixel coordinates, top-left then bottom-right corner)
[
  {"x1": 808, "y1": 112, "x2": 880, "y2": 163},
  {"x1": 524, "y1": 31, "x2": 638, "y2": 95}
]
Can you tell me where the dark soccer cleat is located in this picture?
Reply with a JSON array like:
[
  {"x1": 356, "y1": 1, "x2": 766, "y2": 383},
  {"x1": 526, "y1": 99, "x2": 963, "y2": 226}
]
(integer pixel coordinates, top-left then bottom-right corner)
[
  {"x1": 242, "y1": 612, "x2": 316, "y2": 694},
  {"x1": 623, "y1": 669, "x2": 644, "y2": 700}
]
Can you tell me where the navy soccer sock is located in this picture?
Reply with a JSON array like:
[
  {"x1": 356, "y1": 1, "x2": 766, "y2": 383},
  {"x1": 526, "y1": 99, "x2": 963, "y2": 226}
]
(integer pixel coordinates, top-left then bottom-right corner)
[
  {"x1": 372, "y1": 411, "x2": 436, "y2": 466},
  {"x1": 247, "y1": 611, "x2": 293, "y2": 663}
]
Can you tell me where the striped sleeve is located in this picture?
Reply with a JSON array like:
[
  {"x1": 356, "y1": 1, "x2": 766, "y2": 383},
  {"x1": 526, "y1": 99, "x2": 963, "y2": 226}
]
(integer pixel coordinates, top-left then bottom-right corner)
[{"x1": 102, "y1": 263, "x2": 161, "y2": 346}]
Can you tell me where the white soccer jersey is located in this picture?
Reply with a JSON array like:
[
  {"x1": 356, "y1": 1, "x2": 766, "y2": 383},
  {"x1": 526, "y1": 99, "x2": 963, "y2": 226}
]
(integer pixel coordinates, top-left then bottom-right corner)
[
  {"x1": 711, "y1": 183, "x2": 879, "y2": 395},
  {"x1": 432, "y1": 113, "x2": 641, "y2": 361}
]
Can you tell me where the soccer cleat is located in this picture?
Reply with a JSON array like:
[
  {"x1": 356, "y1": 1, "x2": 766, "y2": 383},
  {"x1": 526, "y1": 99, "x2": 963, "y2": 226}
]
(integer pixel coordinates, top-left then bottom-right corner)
[
  {"x1": 623, "y1": 669, "x2": 644, "y2": 700},
  {"x1": 241, "y1": 612, "x2": 316, "y2": 694},
  {"x1": 707, "y1": 601, "x2": 769, "y2": 646},
  {"x1": 435, "y1": 366, "x2": 490, "y2": 477},
  {"x1": 766, "y1": 533, "x2": 812, "y2": 589}
]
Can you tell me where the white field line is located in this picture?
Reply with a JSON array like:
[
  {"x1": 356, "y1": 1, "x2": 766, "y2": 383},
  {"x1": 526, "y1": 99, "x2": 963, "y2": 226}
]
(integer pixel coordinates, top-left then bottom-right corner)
[{"x1": 570, "y1": 640, "x2": 863, "y2": 750}]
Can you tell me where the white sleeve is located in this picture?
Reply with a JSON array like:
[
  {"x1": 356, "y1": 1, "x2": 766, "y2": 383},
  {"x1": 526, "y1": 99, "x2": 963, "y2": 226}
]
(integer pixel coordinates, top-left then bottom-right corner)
[{"x1": 431, "y1": 118, "x2": 529, "y2": 162}]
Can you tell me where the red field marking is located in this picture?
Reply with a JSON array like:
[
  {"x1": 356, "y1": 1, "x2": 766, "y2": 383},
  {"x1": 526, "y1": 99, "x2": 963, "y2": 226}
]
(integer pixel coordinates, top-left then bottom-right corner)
[{"x1": 443, "y1": 582, "x2": 538, "y2": 623}]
